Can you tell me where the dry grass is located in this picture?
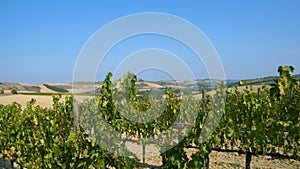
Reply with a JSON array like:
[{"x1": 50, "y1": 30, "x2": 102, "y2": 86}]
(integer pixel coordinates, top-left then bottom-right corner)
[{"x1": 0, "y1": 94, "x2": 61, "y2": 108}]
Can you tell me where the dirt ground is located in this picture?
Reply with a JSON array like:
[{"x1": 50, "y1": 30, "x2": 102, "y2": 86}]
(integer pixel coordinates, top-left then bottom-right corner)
[
  {"x1": 117, "y1": 139, "x2": 300, "y2": 168},
  {"x1": 143, "y1": 148, "x2": 300, "y2": 169},
  {"x1": 208, "y1": 150, "x2": 300, "y2": 169},
  {"x1": 3, "y1": 151, "x2": 298, "y2": 169}
]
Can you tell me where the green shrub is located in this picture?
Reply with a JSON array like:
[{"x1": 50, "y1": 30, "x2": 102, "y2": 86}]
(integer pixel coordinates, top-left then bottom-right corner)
[
  {"x1": 43, "y1": 84, "x2": 68, "y2": 92},
  {"x1": 11, "y1": 88, "x2": 17, "y2": 94},
  {"x1": 0, "y1": 88, "x2": 4, "y2": 94}
]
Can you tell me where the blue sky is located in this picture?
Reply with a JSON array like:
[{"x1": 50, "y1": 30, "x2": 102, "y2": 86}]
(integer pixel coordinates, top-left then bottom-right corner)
[{"x1": 0, "y1": 0, "x2": 300, "y2": 83}]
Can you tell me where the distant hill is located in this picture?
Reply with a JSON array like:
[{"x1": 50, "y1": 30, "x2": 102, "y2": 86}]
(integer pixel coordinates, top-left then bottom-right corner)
[
  {"x1": 0, "y1": 83, "x2": 41, "y2": 92},
  {"x1": 0, "y1": 83, "x2": 71, "y2": 93},
  {"x1": 228, "y1": 74, "x2": 300, "y2": 87},
  {"x1": 1, "y1": 73, "x2": 299, "y2": 95}
]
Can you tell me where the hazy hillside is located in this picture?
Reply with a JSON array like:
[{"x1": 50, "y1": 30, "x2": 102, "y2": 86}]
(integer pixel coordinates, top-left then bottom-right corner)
[
  {"x1": 229, "y1": 74, "x2": 300, "y2": 87},
  {"x1": 1, "y1": 73, "x2": 299, "y2": 95}
]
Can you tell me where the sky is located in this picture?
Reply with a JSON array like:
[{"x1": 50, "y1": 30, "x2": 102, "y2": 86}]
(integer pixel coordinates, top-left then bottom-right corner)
[{"x1": 0, "y1": 0, "x2": 300, "y2": 83}]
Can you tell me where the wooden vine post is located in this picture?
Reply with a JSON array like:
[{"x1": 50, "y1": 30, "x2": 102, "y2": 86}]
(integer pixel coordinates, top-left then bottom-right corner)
[
  {"x1": 202, "y1": 89, "x2": 210, "y2": 169},
  {"x1": 245, "y1": 88, "x2": 261, "y2": 169}
]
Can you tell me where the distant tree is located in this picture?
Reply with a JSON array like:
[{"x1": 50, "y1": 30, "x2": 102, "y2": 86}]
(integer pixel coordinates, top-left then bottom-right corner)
[
  {"x1": 43, "y1": 84, "x2": 68, "y2": 92},
  {"x1": 0, "y1": 88, "x2": 4, "y2": 94},
  {"x1": 11, "y1": 88, "x2": 17, "y2": 95}
]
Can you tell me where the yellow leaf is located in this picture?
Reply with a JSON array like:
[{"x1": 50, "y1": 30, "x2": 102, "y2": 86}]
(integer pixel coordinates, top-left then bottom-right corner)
[
  {"x1": 40, "y1": 139, "x2": 45, "y2": 145},
  {"x1": 33, "y1": 117, "x2": 38, "y2": 125}
]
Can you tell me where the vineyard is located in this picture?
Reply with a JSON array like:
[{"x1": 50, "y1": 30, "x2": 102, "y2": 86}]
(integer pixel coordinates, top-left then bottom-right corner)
[{"x1": 0, "y1": 66, "x2": 299, "y2": 169}]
